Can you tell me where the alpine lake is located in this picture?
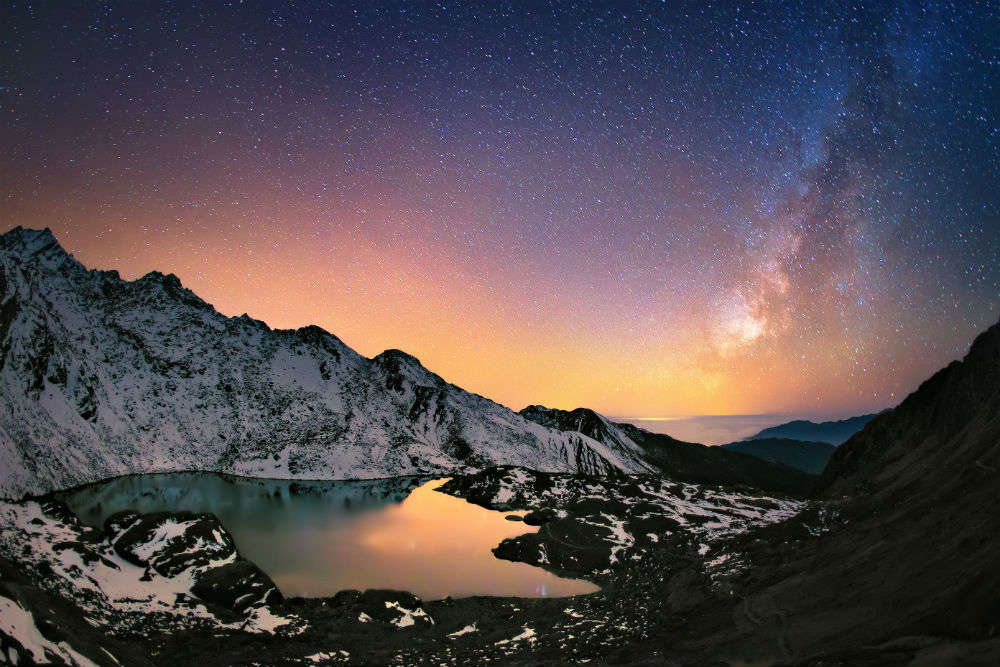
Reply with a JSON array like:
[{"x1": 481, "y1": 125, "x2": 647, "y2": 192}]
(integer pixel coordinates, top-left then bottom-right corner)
[{"x1": 54, "y1": 473, "x2": 598, "y2": 600}]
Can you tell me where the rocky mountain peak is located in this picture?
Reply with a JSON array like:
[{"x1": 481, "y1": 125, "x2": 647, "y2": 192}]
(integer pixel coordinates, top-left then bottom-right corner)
[
  {"x1": 519, "y1": 405, "x2": 612, "y2": 438},
  {"x1": 1, "y1": 226, "x2": 70, "y2": 265},
  {"x1": 1, "y1": 225, "x2": 57, "y2": 248},
  {"x1": 0, "y1": 227, "x2": 653, "y2": 497},
  {"x1": 138, "y1": 270, "x2": 184, "y2": 289},
  {"x1": 372, "y1": 348, "x2": 444, "y2": 389},
  {"x1": 374, "y1": 348, "x2": 426, "y2": 368}
]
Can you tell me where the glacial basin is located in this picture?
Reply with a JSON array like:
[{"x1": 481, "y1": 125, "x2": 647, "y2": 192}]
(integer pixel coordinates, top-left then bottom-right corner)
[{"x1": 54, "y1": 473, "x2": 598, "y2": 600}]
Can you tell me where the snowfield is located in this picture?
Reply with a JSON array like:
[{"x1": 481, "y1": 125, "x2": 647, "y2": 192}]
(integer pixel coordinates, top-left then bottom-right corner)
[{"x1": 0, "y1": 500, "x2": 302, "y2": 637}]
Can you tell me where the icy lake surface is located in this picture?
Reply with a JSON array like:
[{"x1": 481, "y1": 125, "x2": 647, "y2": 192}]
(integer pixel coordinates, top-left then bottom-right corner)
[{"x1": 55, "y1": 473, "x2": 598, "y2": 599}]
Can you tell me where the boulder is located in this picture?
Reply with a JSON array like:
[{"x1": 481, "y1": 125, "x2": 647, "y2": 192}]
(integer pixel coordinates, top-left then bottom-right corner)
[
  {"x1": 112, "y1": 511, "x2": 236, "y2": 577},
  {"x1": 190, "y1": 560, "x2": 281, "y2": 612}
]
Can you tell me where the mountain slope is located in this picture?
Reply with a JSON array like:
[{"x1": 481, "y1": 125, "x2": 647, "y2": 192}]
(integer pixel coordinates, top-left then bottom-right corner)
[
  {"x1": 669, "y1": 318, "x2": 1000, "y2": 663},
  {"x1": 720, "y1": 438, "x2": 836, "y2": 474},
  {"x1": 0, "y1": 227, "x2": 653, "y2": 498},
  {"x1": 519, "y1": 405, "x2": 815, "y2": 495},
  {"x1": 747, "y1": 413, "x2": 879, "y2": 444}
]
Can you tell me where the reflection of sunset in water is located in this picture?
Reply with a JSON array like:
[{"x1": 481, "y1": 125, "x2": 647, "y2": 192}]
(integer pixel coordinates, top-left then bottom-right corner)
[
  {"x1": 358, "y1": 479, "x2": 528, "y2": 554},
  {"x1": 57, "y1": 473, "x2": 597, "y2": 600},
  {"x1": 309, "y1": 478, "x2": 597, "y2": 599}
]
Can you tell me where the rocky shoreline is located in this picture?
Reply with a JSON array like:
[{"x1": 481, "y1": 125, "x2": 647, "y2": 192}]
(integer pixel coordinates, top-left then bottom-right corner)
[
  {"x1": 0, "y1": 467, "x2": 809, "y2": 666},
  {"x1": 2, "y1": 457, "x2": 997, "y2": 666}
]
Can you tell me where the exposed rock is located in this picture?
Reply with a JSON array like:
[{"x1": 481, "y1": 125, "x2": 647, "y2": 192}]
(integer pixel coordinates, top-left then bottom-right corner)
[
  {"x1": 0, "y1": 499, "x2": 293, "y2": 635},
  {"x1": 191, "y1": 560, "x2": 282, "y2": 612},
  {"x1": 440, "y1": 466, "x2": 803, "y2": 580},
  {"x1": 103, "y1": 509, "x2": 141, "y2": 540},
  {"x1": 112, "y1": 512, "x2": 237, "y2": 577},
  {"x1": 522, "y1": 507, "x2": 557, "y2": 525}
]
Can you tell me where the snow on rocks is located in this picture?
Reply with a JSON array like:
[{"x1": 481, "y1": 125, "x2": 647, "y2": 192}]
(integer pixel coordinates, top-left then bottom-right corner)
[
  {"x1": 328, "y1": 590, "x2": 434, "y2": 630},
  {"x1": 0, "y1": 499, "x2": 300, "y2": 637},
  {"x1": 0, "y1": 594, "x2": 98, "y2": 666},
  {"x1": 447, "y1": 623, "x2": 478, "y2": 638},
  {"x1": 302, "y1": 649, "x2": 350, "y2": 664},
  {"x1": 494, "y1": 626, "x2": 537, "y2": 647},
  {"x1": 439, "y1": 467, "x2": 804, "y2": 579},
  {"x1": 385, "y1": 600, "x2": 433, "y2": 628}
]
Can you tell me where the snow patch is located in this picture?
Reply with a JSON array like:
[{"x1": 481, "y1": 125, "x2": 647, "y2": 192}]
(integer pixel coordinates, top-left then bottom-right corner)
[
  {"x1": 447, "y1": 623, "x2": 478, "y2": 638},
  {"x1": 384, "y1": 600, "x2": 432, "y2": 628},
  {"x1": 0, "y1": 595, "x2": 98, "y2": 667}
]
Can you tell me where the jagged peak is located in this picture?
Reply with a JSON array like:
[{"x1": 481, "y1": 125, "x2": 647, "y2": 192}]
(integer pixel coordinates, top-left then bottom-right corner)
[
  {"x1": 1, "y1": 226, "x2": 64, "y2": 256},
  {"x1": 568, "y1": 406, "x2": 606, "y2": 420},
  {"x1": 128, "y1": 268, "x2": 216, "y2": 313},
  {"x1": 519, "y1": 405, "x2": 619, "y2": 445},
  {"x1": 374, "y1": 348, "x2": 426, "y2": 369},
  {"x1": 372, "y1": 348, "x2": 448, "y2": 389},
  {"x1": 293, "y1": 324, "x2": 351, "y2": 351},
  {"x1": 236, "y1": 313, "x2": 271, "y2": 330},
  {"x1": 138, "y1": 270, "x2": 183, "y2": 288},
  {"x1": 1, "y1": 225, "x2": 56, "y2": 242},
  {"x1": 520, "y1": 404, "x2": 605, "y2": 421}
]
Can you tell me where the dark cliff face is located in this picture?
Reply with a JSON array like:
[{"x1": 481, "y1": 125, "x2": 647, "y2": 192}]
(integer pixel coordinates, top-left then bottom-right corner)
[
  {"x1": 518, "y1": 405, "x2": 615, "y2": 442},
  {"x1": 822, "y1": 318, "x2": 1000, "y2": 500},
  {"x1": 675, "y1": 318, "x2": 1000, "y2": 662}
]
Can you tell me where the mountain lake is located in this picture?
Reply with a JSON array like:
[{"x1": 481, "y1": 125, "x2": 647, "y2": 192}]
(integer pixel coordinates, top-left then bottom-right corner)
[{"x1": 54, "y1": 473, "x2": 598, "y2": 600}]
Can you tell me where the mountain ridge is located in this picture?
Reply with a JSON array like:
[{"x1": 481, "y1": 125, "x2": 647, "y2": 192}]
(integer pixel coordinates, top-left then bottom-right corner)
[
  {"x1": 673, "y1": 316, "x2": 1000, "y2": 661},
  {"x1": 0, "y1": 226, "x2": 656, "y2": 498},
  {"x1": 747, "y1": 412, "x2": 881, "y2": 444},
  {"x1": 518, "y1": 404, "x2": 815, "y2": 495}
]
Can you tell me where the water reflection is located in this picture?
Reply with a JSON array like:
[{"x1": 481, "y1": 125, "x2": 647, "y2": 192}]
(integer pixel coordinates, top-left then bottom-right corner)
[{"x1": 55, "y1": 473, "x2": 598, "y2": 600}]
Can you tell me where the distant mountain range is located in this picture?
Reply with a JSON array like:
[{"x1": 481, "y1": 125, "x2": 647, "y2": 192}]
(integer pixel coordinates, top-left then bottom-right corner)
[
  {"x1": 520, "y1": 406, "x2": 814, "y2": 494},
  {"x1": 746, "y1": 413, "x2": 880, "y2": 444},
  {"x1": 0, "y1": 227, "x2": 807, "y2": 498},
  {"x1": 720, "y1": 438, "x2": 836, "y2": 475},
  {"x1": 711, "y1": 413, "x2": 883, "y2": 475}
]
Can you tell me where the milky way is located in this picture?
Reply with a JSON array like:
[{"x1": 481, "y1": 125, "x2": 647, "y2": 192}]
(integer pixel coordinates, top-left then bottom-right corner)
[{"x1": 1, "y1": 1, "x2": 997, "y2": 418}]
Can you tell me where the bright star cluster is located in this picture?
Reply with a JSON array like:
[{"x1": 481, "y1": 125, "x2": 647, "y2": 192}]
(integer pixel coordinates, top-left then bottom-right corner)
[{"x1": 1, "y1": 1, "x2": 997, "y2": 419}]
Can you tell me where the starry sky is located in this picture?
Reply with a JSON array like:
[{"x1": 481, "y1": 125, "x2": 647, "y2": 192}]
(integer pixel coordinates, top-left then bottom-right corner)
[{"x1": 1, "y1": 1, "x2": 998, "y2": 423}]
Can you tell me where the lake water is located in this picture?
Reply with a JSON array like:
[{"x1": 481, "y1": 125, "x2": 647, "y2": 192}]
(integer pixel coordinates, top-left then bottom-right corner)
[{"x1": 54, "y1": 473, "x2": 598, "y2": 600}]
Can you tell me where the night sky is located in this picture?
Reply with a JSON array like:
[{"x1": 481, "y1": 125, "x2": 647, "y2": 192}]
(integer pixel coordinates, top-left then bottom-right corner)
[{"x1": 2, "y1": 1, "x2": 997, "y2": 420}]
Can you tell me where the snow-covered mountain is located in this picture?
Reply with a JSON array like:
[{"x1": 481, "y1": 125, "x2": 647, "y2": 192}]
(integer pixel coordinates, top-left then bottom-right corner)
[
  {"x1": 0, "y1": 227, "x2": 654, "y2": 498},
  {"x1": 519, "y1": 405, "x2": 815, "y2": 495}
]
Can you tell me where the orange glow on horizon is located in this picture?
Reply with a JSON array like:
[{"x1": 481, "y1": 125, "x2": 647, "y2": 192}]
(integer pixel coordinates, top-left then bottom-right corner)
[{"x1": 3, "y1": 210, "x2": 946, "y2": 423}]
